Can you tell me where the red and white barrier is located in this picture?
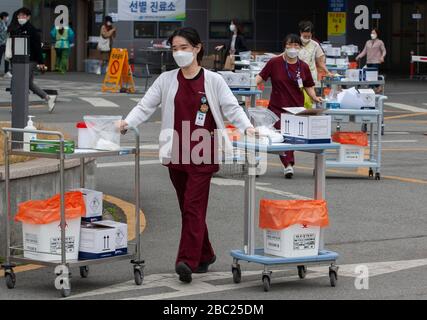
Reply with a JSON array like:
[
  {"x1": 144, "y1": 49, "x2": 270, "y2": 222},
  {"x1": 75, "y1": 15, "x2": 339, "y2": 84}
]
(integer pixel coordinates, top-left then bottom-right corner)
[{"x1": 410, "y1": 52, "x2": 427, "y2": 79}]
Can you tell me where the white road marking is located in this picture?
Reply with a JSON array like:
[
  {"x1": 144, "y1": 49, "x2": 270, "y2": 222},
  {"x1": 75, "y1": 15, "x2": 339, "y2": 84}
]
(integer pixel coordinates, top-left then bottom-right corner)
[
  {"x1": 384, "y1": 102, "x2": 427, "y2": 113},
  {"x1": 381, "y1": 140, "x2": 418, "y2": 143},
  {"x1": 80, "y1": 97, "x2": 119, "y2": 108},
  {"x1": 384, "y1": 132, "x2": 410, "y2": 135},
  {"x1": 64, "y1": 258, "x2": 427, "y2": 300}
]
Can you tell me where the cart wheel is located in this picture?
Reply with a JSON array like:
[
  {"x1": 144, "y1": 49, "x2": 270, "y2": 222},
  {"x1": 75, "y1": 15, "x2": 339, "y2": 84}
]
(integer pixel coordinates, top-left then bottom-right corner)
[
  {"x1": 61, "y1": 287, "x2": 71, "y2": 298},
  {"x1": 134, "y1": 269, "x2": 144, "y2": 286},
  {"x1": 232, "y1": 267, "x2": 241, "y2": 284},
  {"x1": 369, "y1": 169, "x2": 374, "y2": 178},
  {"x1": 375, "y1": 173, "x2": 381, "y2": 181},
  {"x1": 329, "y1": 271, "x2": 338, "y2": 287},
  {"x1": 5, "y1": 271, "x2": 16, "y2": 289},
  {"x1": 262, "y1": 275, "x2": 271, "y2": 292},
  {"x1": 297, "y1": 266, "x2": 307, "y2": 279},
  {"x1": 79, "y1": 266, "x2": 89, "y2": 278}
]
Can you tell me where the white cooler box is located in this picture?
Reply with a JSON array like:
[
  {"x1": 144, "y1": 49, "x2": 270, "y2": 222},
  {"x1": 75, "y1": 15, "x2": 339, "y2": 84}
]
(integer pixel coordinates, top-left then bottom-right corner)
[
  {"x1": 23, "y1": 217, "x2": 81, "y2": 262},
  {"x1": 264, "y1": 224, "x2": 320, "y2": 258},
  {"x1": 339, "y1": 144, "x2": 365, "y2": 163}
]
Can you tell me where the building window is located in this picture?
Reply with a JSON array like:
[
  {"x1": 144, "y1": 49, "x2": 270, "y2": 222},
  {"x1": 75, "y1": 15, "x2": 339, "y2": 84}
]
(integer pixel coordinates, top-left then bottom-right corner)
[
  {"x1": 134, "y1": 22, "x2": 158, "y2": 38},
  {"x1": 209, "y1": 22, "x2": 253, "y2": 39},
  {"x1": 159, "y1": 22, "x2": 182, "y2": 38}
]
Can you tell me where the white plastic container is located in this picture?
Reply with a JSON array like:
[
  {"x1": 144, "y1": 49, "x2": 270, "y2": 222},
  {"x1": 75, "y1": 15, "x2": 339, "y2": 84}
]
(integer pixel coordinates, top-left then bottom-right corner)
[
  {"x1": 76, "y1": 122, "x2": 96, "y2": 149},
  {"x1": 83, "y1": 115, "x2": 122, "y2": 151},
  {"x1": 22, "y1": 217, "x2": 81, "y2": 262},
  {"x1": 24, "y1": 116, "x2": 37, "y2": 152},
  {"x1": 263, "y1": 224, "x2": 320, "y2": 258},
  {"x1": 339, "y1": 144, "x2": 365, "y2": 163}
]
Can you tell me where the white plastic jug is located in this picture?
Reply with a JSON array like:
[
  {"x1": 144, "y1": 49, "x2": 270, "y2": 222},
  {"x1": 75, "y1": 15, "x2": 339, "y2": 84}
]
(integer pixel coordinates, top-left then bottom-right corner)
[{"x1": 83, "y1": 115, "x2": 122, "y2": 150}]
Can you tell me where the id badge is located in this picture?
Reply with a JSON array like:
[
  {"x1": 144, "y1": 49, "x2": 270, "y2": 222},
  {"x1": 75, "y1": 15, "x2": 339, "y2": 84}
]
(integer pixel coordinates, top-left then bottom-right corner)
[
  {"x1": 195, "y1": 111, "x2": 206, "y2": 126},
  {"x1": 297, "y1": 78, "x2": 304, "y2": 88}
]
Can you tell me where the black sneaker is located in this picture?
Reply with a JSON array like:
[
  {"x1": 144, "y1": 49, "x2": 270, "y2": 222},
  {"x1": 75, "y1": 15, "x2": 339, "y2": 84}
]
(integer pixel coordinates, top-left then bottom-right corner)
[
  {"x1": 195, "y1": 255, "x2": 217, "y2": 274},
  {"x1": 175, "y1": 262, "x2": 192, "y2": 283}
]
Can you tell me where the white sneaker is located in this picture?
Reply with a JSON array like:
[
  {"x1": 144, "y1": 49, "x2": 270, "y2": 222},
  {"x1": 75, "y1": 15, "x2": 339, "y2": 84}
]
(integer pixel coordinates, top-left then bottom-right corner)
[
  {"x1": 47, "y1": 95, "x2": 56, "y2": 113},
  {"x1": 3, "y1": 72, "x2": 12, "y2": 78},
  {"x1": 284, "y1": 165, "x2": 294, "y2": 179}
]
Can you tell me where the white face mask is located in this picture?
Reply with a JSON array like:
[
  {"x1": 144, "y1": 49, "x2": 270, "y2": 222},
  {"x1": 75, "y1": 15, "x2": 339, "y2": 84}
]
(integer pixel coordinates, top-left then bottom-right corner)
[
  {"x1": 286, "y1": 48, "x2": 300, "y2": 59},
  {"x1": 18, "y1": 18, "x2": 27, "y2": 26},
  {"x1": 173, "y1": 50, "x2": 195, "y2": 68},
  {"x1": 301, "y1": 37, "x2": 311, "y2": 45},
  {"x1": 230, "y1": 24, "x2": 236, "y2": 32},
  {"x1": 371, "y1": 33, "x2": 377, "y2": 40},
  {"x1": 106, "y1": 22, "x2": 112, "y2": 26}
]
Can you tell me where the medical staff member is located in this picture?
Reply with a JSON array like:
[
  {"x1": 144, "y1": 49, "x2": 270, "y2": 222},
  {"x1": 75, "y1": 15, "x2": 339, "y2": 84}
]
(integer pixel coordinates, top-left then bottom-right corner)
[
  {"x1": 298, "y1": 21, "x2": 333, "y2": 87},
  {"x1": 121, "y1": 27, "x2": 255, "y2": 284},
  {"x1": 256, "y1": 34, "x2": 322, "y2": 179}
]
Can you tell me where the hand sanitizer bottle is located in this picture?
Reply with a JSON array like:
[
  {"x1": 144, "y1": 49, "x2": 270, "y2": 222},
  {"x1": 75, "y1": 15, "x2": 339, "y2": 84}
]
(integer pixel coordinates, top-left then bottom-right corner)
[{"x1": 23, "y1": 116, "x2": 36, "y2": 152}]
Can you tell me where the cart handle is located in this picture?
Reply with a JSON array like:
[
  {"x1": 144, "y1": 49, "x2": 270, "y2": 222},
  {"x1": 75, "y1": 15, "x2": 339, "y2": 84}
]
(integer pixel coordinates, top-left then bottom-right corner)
[{"x1": 1, "y1": 128, "x2": 64, "y2": 140}]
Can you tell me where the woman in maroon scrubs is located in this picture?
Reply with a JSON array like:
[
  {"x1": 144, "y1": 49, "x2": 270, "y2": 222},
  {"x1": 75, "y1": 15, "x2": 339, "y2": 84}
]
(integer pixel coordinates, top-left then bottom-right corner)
[
  {"x1": 256, "y1": 34, "x2": 322, "y2": 179},
  {"x1": 122, "y1": 28, "x2": 255, "y2": 283}
]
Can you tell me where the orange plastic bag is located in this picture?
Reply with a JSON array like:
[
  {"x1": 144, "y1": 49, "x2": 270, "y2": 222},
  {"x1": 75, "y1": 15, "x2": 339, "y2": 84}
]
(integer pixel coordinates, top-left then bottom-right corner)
[
  {"x1": 348, "y1": 62, "x2": 358, "y2": 69},
  {"x1": 226, "y1": 124, "x2": 241, "y2": 141},
  {"x1": 256, "y1": 99, "x2": 270, "y2": 108},
  {"x1": 259, "y1": 199, "x2": 329, "y2": 230},
  {"x1": 15, "y1": 191, "x2": 86, "y2": 225},
  {"x1": 332, "y1": 131, "x2": 368, "y2": 147}
]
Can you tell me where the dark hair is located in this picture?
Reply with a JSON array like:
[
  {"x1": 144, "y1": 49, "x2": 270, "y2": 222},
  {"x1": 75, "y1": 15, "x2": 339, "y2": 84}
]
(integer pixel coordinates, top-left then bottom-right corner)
[
  {"x1": 16, "y1": 7, "x2": 31, "y2": 16},
  {"x1": 299, "y1": 20, "x2": 314, "y2": 33},
  {"x1": 284, "y1": 34, "x2": 303, "y2": 48},
  {"x1": 372, "y1": 28, "x2": 380, "y2": 37},
  {"x1": 231, "y1": 18, "x2": 244, "y2": 35},
  {"x1": 104, "y1": 15, "x2": 113, "y2": 24},
  {"x1": 168, "y1": 27, "x2": 204, "y2": 65},
  {"x1": 0, "y1": 12, "x2": 9, "y2": 19}
]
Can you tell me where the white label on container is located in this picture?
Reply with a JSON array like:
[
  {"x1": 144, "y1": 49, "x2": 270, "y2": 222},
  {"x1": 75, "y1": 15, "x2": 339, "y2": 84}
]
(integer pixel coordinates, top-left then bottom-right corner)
[
  {"x1": 293, "y1": 233, "x2": 316, "y2": 250},
  {"x1": 50, "y1": 236, "x2": 76, "y2": 254},
  {"x1": 266, "y1": 230, "x2": 281, "y2": 251}
]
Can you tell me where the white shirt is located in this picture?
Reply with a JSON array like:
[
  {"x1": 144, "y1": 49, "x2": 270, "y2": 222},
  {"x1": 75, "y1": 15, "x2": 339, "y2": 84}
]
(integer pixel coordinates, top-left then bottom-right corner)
[{"x1": 299, "y1": 39, "x2": 324, "y2": 86}]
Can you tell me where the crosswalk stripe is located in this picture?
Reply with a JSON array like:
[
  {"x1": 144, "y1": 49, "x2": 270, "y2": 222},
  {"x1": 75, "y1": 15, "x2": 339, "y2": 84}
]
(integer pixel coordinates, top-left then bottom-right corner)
[
  {"x1": 80, "y1": 97, "x2": 119, "y2": 108},
  {"x1": 385, "y1": 102, "x2": 427, "y2": 113},
  {"x1": 130, "y1": 98, "x2": 141, "y2": 103}
]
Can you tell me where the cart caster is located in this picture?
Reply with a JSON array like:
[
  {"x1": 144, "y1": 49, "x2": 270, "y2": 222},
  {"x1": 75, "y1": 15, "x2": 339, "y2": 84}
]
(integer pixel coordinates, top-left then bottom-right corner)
[
  {"x1": 134, "y1": 268, "x2": 144, "y2": 286},
  {"x1": 61, "y1": 287, "x2": 71, "y2": 298},
  {"x1": 375, "y1": 173, "x2": 381, "y2": 181},
  {"x1": 329, "y1": 265, "x2": 339, "y2": 287},
  {"x1": 369, "y1": 169, "x2": 374, "y2": 178},
  {"x1": 297, "y1": 266, "x2": 307, "y2": 279},
  {"x1": 79, "y1": 266, "x2": 89, "y2": 278},
  {"x1": 232, "y1": 265, "x2": 242, "y2": 284},
  {"x1": 262, "y1": 275, "x2": 271, "y2": 292},
  {"x1": 5, "y1": 271, "x2": 16, "y2": 289}
]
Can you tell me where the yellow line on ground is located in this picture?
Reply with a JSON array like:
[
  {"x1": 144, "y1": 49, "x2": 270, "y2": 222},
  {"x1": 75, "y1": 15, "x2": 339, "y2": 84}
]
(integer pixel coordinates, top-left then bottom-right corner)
[
  {"x1": 0, "y1": 195, "x2": 146, "y2": 278},
  {"x1": 385, "y1": 112, "x2": 427, "y2": 120}
]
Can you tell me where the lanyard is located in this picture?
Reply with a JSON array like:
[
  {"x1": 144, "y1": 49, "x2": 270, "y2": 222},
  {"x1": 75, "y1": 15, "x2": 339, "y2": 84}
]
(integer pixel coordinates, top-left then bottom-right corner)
[{"x1": 285, "y1": 59, "x2": 301, "y2": 83}]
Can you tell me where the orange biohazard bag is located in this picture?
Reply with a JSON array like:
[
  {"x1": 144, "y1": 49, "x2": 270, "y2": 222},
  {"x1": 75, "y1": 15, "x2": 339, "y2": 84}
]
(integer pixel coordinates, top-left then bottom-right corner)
[
  {"x1": 226, "y1": 124, "x2": 241, "y2": 141},
  {"x1": 15, "y1": 191, "x2": 86, "y2": 225},
  {"x1": 332, "y1": 131, "x2": 368, "y2": 147},
  {"x1": 259, "y1": 199, "x2": 329, "y2": 230}
]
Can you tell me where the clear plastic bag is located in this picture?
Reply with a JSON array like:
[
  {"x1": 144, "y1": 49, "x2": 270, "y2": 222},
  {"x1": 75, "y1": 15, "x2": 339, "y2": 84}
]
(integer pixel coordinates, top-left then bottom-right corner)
[
  {"x1": 247, "y1": 108, "x2": 283, "y2": 144},
  {"x1": 83, "y1": 115, "x2": 122, "y2": 150}
]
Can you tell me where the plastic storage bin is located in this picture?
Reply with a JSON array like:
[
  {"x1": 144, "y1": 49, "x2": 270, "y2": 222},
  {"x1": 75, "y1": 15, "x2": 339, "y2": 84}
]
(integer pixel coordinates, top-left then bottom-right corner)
[{"x1": 84, "y1": 59, "x2": 102, "y2": 75}]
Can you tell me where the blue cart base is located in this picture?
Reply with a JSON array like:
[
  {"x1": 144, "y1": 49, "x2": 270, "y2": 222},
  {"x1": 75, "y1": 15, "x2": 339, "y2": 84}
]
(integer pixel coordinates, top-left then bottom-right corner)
[{"x1": 230, "y1": 249, "x2": 339, "y2": 291}]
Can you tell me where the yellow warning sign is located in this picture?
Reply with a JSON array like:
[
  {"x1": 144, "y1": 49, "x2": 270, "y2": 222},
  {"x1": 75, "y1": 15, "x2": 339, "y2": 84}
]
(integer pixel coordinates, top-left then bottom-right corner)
[
  {"x1": 102, "y1": 48, "x2": 135, "y2": 93},
  {"x1": 328, "y1": 12, "x2": 346, "y2": 36}
]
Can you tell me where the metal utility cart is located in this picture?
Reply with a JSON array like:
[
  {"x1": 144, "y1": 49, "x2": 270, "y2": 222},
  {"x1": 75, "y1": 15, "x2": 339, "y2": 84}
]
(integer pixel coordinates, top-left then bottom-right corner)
[
  {"x1": 231, "y1": 89, "x2": 262, "y2": 117},
  {"x1": 323, "y1": 95, "x2": 388, "y2": 180},
  {"x1": 230, "y1": 141, "x2": 340, "y2": 292},
  {"x1": 1, "y1": 127, "x2": 144, "y2": 297}
]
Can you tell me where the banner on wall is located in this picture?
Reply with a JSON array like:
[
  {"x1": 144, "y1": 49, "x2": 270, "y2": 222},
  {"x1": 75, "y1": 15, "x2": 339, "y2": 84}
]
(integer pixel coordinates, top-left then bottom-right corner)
[{"x1": 118, "y1": 0, "x2": 186, "y2": 21}]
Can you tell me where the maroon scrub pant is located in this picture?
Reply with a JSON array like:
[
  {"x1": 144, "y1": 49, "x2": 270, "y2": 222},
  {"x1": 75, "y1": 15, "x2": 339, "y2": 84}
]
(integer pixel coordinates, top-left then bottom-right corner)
[
  {"x1": 274, "y1": 121, "x2": 295, "y2": 167},
  {"x1": 168, "y1": 168, "x2": 215, "y2": 271}
]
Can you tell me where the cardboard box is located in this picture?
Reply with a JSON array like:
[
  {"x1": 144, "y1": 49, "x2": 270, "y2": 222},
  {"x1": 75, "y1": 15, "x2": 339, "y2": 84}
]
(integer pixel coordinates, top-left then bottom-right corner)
[
  {"x1": 339, "y1": 144, "x2": 365, "y2": 163},
  {"x1": 363, "y1": 68, "x2": 379, "y2": 81},
  {"x1": 77, "y1": 188, "x2": 103, "y2": 223},
  {"x1": 218, "y1": 71, "x2": 252, "y2": 88},
  {"x1": 358, "y1": 89, "x2": 376, "y2": 107},
  {"x1": 264, "y1": 224, "x2": 320, "y2": 258},
  {"x1": 93, "y1": 220, "x2": 128, "y2": 255},
  {"x1": 345, "y1": 69, "x2": 362, "y2": 81},
  {"x1": 326, "y1": 47, "x2": 341, "y2": 57},
  {"x1": 79, "y1": 224, "x2": 116, "y2": 260},
  {"x1": 22, "y1": 217, "x2": 81, "y2": 262},
  {"x1": 326, "y1": 58, "x2": 336, "y2": 66},
  {"x1": 281, "y1": 108, "x2": 332, "y2": 144},
  {"x1": 335, "y1": 58, "x2": 347, "y2": 66}
]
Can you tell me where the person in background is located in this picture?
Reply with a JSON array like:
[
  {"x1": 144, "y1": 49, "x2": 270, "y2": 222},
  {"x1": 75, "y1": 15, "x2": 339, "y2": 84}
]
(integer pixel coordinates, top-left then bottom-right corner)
[
  {"x1": 10, "y1": 7, "x2": 55, "y2": 112},
  {"x1": 50, "y1": 23, "x2": 75, "y2": 74},
  {"x1": 256, "y1": 34, "x2": 322, "y2": 179},
  {"x1": 98, "y1": 16, "x2": 116, "y2": 72},
  {"x1": 298, "y1": 21, "x2": 333, "y2": 88},
  {"x1": 215, "y1": 19, "x2": 248, "y2": 70},
  {"x1": 0, "y1": 12, "x2": 11, "y2": 78},
  {"x1": 356, "y1": 28, "x2": 386, "y2": 93},
  {"x1": 121, "y1": 27, "x2": 255, "y2": 284}
]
